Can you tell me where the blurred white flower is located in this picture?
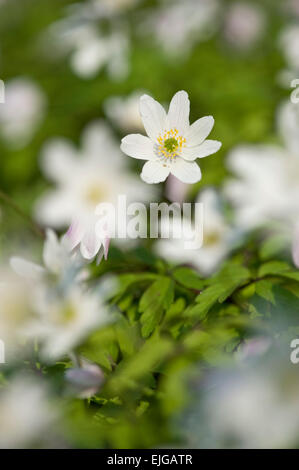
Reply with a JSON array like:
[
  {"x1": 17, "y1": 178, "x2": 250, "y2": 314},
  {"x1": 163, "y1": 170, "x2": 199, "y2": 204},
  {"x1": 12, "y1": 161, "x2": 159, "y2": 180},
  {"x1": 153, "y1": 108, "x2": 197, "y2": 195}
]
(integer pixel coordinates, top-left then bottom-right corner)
[
  {"x1": 0, "y1": 374, "x2": 57, "y2": 448},
  {"x1": 50, "y1": 19, "x2": 129, "y2": 80},
  {"x1": 88, "y1": 0, "x2": 141, "y2": 17},
  {"x1": 165, "y1": 174, "x2": 189, "y2": 204},
  {"x1": 142, "y1": 0, "x2": 220, "y2": 57},
  {"x1": 0, "y1": 77, "x2": 46, "y2": 148},
  {"x1": 0, "y1": 271, "x2": 34, "y2": 360},
  {"x1": 183, "y1": 359, "x2": 299, "y2": 448},
  {"x1": 225, "y1": 102, "x2": 299, "y2": 231},
  {"x1": 65, "y1": 359, "x2": 104, "y2": 398},
  {"x1": 223, "y1": 2, "x2": 266, "y2": 50},
  {"x1": 104, "y1": 91, "x2": 144, "y2": 133},
  {"x1": 155, "y1": 188, "x2": 237, "y2": 276},
  {"x1": 24, "y1": 286, "x2": 110, "y2": 361},
  {"x1": 121, "y1": 90, "x2": 222, "y2": 184},
  {"x1": 10, "y1": 228, "x2": 86, "y2": 285},
  {"x1": 279, "y1": 24, "x2": 299, "y2": 85},
  {"x1": 35, "y1": 121, "x2": 152, "y2": 260}
]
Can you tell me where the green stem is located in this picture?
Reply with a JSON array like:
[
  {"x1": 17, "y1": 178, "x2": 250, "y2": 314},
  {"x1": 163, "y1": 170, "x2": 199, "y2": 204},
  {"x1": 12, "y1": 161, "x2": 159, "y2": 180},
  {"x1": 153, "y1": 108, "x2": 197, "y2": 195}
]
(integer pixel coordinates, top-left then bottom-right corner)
[{"x1": 0, "y1": 189, "x2": 44, "y2": 239}]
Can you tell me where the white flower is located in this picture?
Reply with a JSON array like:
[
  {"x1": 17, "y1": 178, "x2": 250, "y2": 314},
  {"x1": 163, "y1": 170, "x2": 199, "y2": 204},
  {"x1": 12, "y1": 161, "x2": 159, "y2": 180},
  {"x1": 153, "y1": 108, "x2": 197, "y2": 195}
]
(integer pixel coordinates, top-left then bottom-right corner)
[
  {"x1": 0, "y1": 374, "x2": 57, "y2": 448},
  {"x1": 0, "y1": 78, "x2": 46, "y2": 148},
  {"x1": 35, "y1": 121, "x2": 153, "y2": 260},
  {"x1": 280, "y1": 24, "x2": 299, "y2": 73},
  {"x1": 165, "y1": 174, "x2": 189, "y2": 204},
  {"x1": 224, "y1": 2, "x2": 266, "y2": 50},
  {"x1": 0, "y1": 271, "x2": 34, "y2": 361},
  {"x1": 155, "y1": 188, "x2": 237, "y2": 276},
  {"x1": 24, "y1": 286, "x2": 110, "y2": 361},
  {"x1": 10, "y1": 229, "x2": 84, "y2": 283},
  {"x1": 104, "y1": 91, "x2": 145, "y2": 133},
  {"x1": 141, "y1": 0, "x2": 220, "y2": 57},
  {"x1": 225, "y1": 101, "x2": 299, "y2": 231},
  {"x1": 49, "y1": 19, "x2": 129, "y2": 80},
  {"x1": 121, "y1": 91, "x2": 222, "y2": 185},
  {"x1": 65, "y1": 359, "x2": 104, "y2": 398}
]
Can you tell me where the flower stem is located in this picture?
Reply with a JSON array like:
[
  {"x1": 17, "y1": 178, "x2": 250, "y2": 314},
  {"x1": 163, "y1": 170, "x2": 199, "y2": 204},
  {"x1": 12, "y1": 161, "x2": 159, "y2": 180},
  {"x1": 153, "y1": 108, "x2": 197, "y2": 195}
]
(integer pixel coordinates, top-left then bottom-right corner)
[{"x1": 0, "y1": 189, "x2": 44, "y2": 239}]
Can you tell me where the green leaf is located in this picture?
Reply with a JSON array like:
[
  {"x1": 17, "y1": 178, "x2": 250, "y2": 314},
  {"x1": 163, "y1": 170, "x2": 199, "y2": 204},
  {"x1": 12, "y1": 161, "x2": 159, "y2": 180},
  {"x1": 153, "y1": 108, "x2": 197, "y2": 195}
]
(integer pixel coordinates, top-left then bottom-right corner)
[
  {"x1": 139, "y1": 277, "x2": 175, "y2": 337},
  {"x1": 172, "y1": 267, "x2": 203, "y2": 290},
  {"x1": 259, "y1": 234, "x2": 289, "y2": 260},
  {"x1": 185, "y1": 263, "x2": 251, "y2": 321},
  {"x1": 258, "y1": 261, "x2": 291, "y2": 277},
  {"x1": 255, "y1": 279, "x2": 275, "y2": 304}
]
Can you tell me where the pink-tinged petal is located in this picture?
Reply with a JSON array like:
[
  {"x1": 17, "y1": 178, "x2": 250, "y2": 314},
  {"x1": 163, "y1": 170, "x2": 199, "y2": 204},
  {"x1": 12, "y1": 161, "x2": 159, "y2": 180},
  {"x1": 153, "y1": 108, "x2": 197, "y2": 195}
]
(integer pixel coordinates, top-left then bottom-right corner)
[
  {"x1": 167, "y1": 91, "x2": 190, "y2": 136},
  {"x1": 120, "y1": 134, "x2": 155, "y2": 160},
  {"x1": 184, "y1": 116, "x2": 214, "y2": 145},
  {"x1": 292, "y1": 225, "x2": 299, "y2": 268},
  {"x1": 181, "y1": 140, "x2": 222, "y2": 161},
  {"x1": 139, "y1": 94, "x2": 167, "y2": 142},
  {"x1": 170, "y1": 159, "x2": 202, "y2": 184},
  {"x1": 165, "y1": 174, "x2": 189, "y2": 203},
  {"x1": 103, "y1": 236, "x2": 110, "y2": 260},
  {"x1": 80, "y1": 227, "x2": 102, "y2": 260},
  {"x1": 65, "y1": 220, "x2": 85, "y2": 251},
  {"x1": 141, "y1": 161, "x2": 170, "y2": 184}
]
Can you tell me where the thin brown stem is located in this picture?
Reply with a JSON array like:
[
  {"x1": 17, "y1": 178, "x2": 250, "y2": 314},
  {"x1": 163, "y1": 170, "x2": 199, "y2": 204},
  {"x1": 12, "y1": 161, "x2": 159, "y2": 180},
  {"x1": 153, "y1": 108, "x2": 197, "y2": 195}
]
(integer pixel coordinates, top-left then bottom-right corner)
[{"x1": 0, "y1": 189, "x2": 44, "y2": 239}]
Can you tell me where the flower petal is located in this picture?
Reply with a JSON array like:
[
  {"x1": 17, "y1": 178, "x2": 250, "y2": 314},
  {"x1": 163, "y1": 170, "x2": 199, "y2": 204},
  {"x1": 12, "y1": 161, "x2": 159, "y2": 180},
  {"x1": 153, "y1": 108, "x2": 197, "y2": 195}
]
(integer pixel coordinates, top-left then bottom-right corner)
[
  {"x1": 120, "y1": 134, "x2": 155, "y2": 160},
  {"x1": 181, "y1": 140, "x2": 222, "y2": 161},
  {"x1": 170, "y1": 159, "x2": 202, "y2": 184},
  {"x1": 65, "y1": 219, "x2": 85, "y2": 251},
  {"x1": 139, "y1": 94, "x2": 167, "y2": 142},
  {"x1": 10, "y1": 257, "x2": 44, "y2": 281},
  {"x1": 184, "y1": 116, "x2": 214, "y2": 145},
  {"x1": 141, "y1": 161, "x2": 170, "y2": 184},
  {"x1": 167, "y1": 90, "x2": 190, "y2": 136},
  {"x1": 80, "y1": 227, "x2": 102, "y2": 260},
  {"x1": 43, "y1": 229, "x2": 65, "y2": 274},
  {"x1": 40, "y1": 139, "x2": 77, "y2": 183}
]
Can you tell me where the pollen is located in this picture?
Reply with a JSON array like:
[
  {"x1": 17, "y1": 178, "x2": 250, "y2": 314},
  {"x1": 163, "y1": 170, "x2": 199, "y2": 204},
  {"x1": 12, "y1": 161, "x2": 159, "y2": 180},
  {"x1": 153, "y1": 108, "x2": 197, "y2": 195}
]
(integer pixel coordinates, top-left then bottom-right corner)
[{"x1": 156, "y1": 128, "x2": 186, "y2": 164}]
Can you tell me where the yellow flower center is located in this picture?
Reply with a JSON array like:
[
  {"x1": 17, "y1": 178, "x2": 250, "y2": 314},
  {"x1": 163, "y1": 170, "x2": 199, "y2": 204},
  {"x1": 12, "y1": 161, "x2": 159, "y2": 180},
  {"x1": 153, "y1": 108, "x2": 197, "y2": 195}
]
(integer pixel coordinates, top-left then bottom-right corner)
[
  {"x1": 156, "y1": 129, "x2": 186, "y2": 164},
  {"x1": 85, "y1": 184, "x2": 105, "y2": 206}
]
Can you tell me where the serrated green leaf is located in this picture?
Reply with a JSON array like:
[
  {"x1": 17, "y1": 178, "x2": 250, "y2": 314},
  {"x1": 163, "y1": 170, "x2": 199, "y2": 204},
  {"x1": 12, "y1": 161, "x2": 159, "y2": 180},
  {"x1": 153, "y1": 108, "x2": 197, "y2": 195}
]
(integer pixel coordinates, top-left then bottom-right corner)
[
  {"x1": 139, "y1": 277, "x2": 175, "y2": 337},
  {"x1": 255, "y1": 279, "x2": 275, "y2": 304},
  {"x1": 172, "y1": 267, "x2": 203, "y2": 290}
]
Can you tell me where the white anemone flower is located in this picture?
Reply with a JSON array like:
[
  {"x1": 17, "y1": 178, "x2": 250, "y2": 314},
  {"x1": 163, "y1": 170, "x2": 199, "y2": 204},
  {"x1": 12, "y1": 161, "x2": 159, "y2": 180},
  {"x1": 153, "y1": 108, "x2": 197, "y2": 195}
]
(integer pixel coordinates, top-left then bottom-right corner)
[
  {"x1": 23, "y1": 286, "x2": 110, "y2": 362},
  {"x1": 142, "y1": 0, "x2": 220, "y2": 57},
  {"x1": 155, "y1": 188, "x2": 236, "y2": 276},
  {"x1": 0, "y1": 77, "x2": 46, "y2": 149},
  {"x1": 10, "y1": 229, "x2": 85, "y2": 284},
  {"x1": 0, "y1": 271, "x2": 34, "y2": 361},
  {"x1": 0, "y1": 375, "x2": 57, "y2": 449},
  {"x1": 121, "y1": 90, "x2": 222, "y2": 185},
  {"x1": 223, "y1": 2, "x2": 266, "y2": 50},
  {"x1": 225, "y1": 101, "x2": 299, "y2": 231},
  {"x1": 104, "y1": 91, "x2": 145, "y2": 133},
  {"x1": 35, "y1": 121, "x2": 152, "y2": 260}
]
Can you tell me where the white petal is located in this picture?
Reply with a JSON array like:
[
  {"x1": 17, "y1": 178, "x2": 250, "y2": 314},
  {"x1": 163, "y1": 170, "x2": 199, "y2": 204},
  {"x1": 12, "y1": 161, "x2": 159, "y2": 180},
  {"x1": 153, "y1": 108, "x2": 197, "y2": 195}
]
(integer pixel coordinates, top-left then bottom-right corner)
[
  {"x1": 181, "y1": 140, "x2": 222, "y2": 161},
  {"x1": 10, "y1": 257, "x2": 44, "y2": 280},
  {"x1": 80, "y1": 227, "x2": 102, "y2": 260},
  {"x1": 170, "y1": 159, "x2": 202, "y2": 184},
  {"x1": 141, "y1": 161, "x2": 170, "y2": 184},
  {"x1": 120, "y1": 134, "x2": 155, "y2": 160},
  {"x1": 184, "y1": 116, "x2": 214, "y2": 146},
  {"x1": 40, "y1": 139, "x2": 77, "y2": 183},
  {"x1": 139, "y1": 94, "x2": 167, "y2": 142},
  {"x1": 167, "y1": 91, "x2": 190, "y2": 136},
  {"x1": 65, "y1": 219, "x2": 85, "y2": 251},
  {"x1": 43, "y1": 229, "x2": 64, "y2": 274}
]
